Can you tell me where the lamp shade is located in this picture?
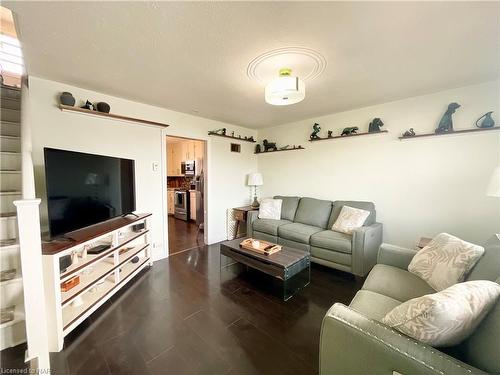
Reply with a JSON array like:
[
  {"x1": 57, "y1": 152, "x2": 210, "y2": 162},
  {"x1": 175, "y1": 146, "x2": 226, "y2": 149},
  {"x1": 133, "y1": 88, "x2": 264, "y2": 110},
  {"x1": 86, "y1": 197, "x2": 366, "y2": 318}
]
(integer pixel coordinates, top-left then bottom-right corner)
[
  {"x1": 247, "y1": 173, "x2": 263, "y2": 186},
  {"x1": 487, "y1": 166, "x2": 500, "y2": 197},
  {"x1": 265, "y1": 68, "x2": 305, "y2": 106}
]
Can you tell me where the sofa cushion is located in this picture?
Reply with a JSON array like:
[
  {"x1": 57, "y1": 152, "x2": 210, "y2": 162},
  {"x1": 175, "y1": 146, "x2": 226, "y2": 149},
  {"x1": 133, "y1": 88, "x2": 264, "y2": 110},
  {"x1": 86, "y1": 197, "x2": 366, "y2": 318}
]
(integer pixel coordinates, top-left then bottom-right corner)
[
  {"x1": 310, "y1": 230, "x2": 352, "y2": 253},
  {"x1": 311, "y1": 247, "x2": 351, "y2": 266},
  {"x1": 294, "y1": 197, "x2": 333, "y2": 229},
  {"x1": 362, "y1": 264, "x2": 435, "y2": 302},
  {"x1": 252, "y1": 218, "x2": 291, "y2": 236},
  {"x1": 278, "y1": 222, "x2": 323, "y2": 244},
  {"x1": 274, "y1": 196, "x2": 300, "y2": 221},
  {"x1": 328, "y1": 201, "x2": 376, "y2": 229},
  {"x1": 350, "y1": 290, "x2": 401, "y2": 321}
]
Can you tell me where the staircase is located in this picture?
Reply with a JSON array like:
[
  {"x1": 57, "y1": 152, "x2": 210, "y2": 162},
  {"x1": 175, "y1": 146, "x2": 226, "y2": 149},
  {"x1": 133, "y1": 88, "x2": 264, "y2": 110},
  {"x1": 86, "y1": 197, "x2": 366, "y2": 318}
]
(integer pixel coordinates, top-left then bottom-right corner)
[{"x1": 0, "y1": 84, "x2": 26, "y2": 350}]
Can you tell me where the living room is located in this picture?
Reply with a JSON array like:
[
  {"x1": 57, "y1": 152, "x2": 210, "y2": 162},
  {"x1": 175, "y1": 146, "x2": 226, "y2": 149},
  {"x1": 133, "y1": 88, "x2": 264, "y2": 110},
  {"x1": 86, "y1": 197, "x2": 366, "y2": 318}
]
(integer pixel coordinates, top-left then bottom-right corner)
[{"x1": 0, "y1": 2, "x2": 499, "y2": 375}]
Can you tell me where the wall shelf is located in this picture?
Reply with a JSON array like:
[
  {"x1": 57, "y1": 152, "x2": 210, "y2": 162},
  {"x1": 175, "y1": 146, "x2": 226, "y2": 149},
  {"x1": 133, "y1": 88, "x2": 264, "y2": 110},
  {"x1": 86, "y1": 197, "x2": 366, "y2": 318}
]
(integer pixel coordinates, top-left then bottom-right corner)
[
  {"x1": 309, "y1": 130, "x2": 389, "y2": 142},
  {"x1": 255, "y1": 146, "x2": 305, "y2": 155},
  {"x1": 207, "y1": 132, "x2": 256, "y2": 143},
  {"x1": 59, "y1": 105, "x2": 170, "y2": 128},
  {"x1": 398, "y1": 126, "x2": 500, "y2": 140}
]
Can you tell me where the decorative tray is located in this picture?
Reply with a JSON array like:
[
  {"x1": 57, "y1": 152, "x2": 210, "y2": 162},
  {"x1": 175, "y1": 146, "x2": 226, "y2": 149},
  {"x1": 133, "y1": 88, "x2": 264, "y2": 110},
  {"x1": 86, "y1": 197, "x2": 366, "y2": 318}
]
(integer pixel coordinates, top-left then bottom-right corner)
[{"x1": 240, "y1": 238, "x2": 282, "y2": 255}]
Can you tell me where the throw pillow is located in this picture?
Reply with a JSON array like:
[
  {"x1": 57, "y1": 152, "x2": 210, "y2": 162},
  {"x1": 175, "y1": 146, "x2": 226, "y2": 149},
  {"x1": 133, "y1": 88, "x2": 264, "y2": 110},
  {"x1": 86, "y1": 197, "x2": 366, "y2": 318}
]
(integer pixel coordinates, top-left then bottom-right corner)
[
  {"x1": 258, "y1": 198, "x2": 282, "y2": 220},
  {"x1": 331, "y1": 205, "x2": 370, "y2": 234},
  {"x1": 408, "y1": 233, "x2": 484, "y2": 291},
  {"x1": 382, "y1": 280, "x2": 500, "y2": 347}
]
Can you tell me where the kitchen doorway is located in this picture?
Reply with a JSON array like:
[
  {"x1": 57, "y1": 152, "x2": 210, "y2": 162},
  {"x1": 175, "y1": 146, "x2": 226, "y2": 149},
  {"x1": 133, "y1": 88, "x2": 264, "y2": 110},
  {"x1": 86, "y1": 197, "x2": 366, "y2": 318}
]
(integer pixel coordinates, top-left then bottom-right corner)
[{"x1": 166, "y1": 136, "x2": 206, "y2": 255}]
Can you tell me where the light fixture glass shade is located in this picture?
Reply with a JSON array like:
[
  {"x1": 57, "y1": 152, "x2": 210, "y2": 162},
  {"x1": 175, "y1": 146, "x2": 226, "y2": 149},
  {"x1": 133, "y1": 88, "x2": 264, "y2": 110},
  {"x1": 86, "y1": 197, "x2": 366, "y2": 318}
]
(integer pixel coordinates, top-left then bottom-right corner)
[
  {"x1": 265, "y1": 69, "x2": 305, "y2": 106},
  {"x1": 247, "y1": 173, "x2": 263, "y2": 186},
  {"x1": 487, "y1": 166, "x2": 500, "y2": 197}
]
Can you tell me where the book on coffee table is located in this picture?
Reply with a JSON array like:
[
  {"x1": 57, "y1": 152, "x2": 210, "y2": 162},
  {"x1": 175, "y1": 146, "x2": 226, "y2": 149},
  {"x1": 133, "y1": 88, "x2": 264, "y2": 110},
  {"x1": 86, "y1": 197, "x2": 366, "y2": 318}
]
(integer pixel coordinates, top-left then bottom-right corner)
[{"x1": 240, "y1": 238, "x2": 282, "y2": 255}]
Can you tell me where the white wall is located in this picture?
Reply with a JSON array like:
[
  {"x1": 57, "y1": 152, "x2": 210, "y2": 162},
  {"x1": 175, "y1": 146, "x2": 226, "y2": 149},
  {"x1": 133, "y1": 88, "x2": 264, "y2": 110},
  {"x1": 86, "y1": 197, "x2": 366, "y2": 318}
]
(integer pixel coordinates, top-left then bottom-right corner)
[
  {"x1": 257, "y1": 81, "x2": 500, "y2": 247},
  {"x1": 26, "y1": 76, "x2": 257, "y2": 259}
]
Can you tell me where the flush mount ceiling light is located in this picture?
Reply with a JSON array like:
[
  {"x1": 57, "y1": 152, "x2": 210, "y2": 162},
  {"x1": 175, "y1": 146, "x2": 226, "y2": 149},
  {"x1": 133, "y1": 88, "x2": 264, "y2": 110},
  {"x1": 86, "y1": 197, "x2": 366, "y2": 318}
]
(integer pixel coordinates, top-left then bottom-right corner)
[{"x1": 265, "y1": 68, "x2": 305, "y2": 106}]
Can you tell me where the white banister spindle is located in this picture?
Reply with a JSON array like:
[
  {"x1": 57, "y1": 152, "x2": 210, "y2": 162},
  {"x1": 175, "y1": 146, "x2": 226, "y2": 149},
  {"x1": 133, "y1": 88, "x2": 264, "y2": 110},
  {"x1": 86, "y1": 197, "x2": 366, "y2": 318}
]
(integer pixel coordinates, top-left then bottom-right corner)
[{"x1": 14, "y1": 199, "x2": 50, "y2": 371}]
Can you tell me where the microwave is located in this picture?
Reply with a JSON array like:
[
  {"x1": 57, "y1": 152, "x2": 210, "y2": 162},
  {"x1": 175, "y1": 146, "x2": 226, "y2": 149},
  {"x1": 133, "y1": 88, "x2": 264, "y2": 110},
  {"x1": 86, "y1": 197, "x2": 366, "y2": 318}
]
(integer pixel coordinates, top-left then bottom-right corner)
[{"x1": 181, "y1": 160, "x2": 195, "y2": 176}]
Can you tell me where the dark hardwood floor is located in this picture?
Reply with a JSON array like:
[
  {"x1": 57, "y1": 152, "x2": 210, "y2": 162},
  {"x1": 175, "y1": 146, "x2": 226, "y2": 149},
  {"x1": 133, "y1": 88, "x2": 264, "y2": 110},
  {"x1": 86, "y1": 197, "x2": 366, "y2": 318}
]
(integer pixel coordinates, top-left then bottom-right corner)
[
  {"x1": 168, "y1": 215, "x2": 205, "y2": 255},
  {"x1": 0, "y1": 244, "x2": 360, "y2": 375}
]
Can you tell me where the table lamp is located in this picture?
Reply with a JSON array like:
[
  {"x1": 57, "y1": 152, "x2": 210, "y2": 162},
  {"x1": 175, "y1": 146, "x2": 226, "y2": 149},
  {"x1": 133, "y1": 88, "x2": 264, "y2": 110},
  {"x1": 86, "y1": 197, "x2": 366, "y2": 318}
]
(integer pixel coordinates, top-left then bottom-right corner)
[{"x1": 247, "y1": 173, "x2": 263, "y2": 208}]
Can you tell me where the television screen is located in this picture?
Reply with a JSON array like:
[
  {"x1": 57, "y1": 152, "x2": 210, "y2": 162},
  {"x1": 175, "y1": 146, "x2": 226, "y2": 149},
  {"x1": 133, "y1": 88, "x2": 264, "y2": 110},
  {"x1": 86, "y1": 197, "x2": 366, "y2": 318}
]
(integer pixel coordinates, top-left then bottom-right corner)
[{"x1": 44, "y1": 148, "x2": 136, "y2": 238}]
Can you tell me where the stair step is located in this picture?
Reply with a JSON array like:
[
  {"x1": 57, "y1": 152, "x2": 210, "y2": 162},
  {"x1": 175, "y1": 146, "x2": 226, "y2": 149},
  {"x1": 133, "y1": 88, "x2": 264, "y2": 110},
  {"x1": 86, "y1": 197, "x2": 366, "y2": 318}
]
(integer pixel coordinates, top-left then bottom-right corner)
[
  {"x1": 0, "y1": 136, "x2": 21, "y2": 153},
  {"x1": 0, "y1": 121, "x2": 20, "y2": 137},
  {"x1": 0, "y1": 108, "x2": 20, "y2": 123},
  {"x1": 0, "y1": 308, "x2": 25, "y2": 329},
  {"x1": 0, "y1": 172, "x2": 21, "y2": 192},
  {"x1": 0, "y1": 275, "x2": 22, "y2": 287},
  {"x1": 0, "y1": 97, "x2": 21, "y2": 111},
  {"x1": 0, "y1": 152, "x2": 21, "y2": 171},
  {"x1": 0, "y1": 242, "x2": 19, "y2": 250},
  {"x1": 0, "y1": 170, "x2": 21, "y2": 174},
  {"x1": 0, "y1": 191, "x2": 22, "y2": 195},
  {"x1": 0, "y1": 192, "x2": 21, "y2": 217}
]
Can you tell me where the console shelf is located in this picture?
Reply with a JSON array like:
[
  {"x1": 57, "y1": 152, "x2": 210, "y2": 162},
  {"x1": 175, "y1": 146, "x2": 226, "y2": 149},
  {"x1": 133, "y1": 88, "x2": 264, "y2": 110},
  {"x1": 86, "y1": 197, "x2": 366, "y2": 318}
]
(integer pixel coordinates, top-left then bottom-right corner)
[
  {"x1": 42, "y1": 213, "x2": 153, "y2": 351},
  {"x1": 207, "y1": 131, "x2": 256, "y2": 143},
  {"x1": 255, "y1": 146, "x2": 305, "y2": 154}
]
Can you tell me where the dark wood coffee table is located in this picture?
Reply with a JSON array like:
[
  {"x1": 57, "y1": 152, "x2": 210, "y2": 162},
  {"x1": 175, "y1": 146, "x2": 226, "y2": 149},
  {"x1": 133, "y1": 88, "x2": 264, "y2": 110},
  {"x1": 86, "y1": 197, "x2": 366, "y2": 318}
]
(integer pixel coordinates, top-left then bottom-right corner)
[{"x1": 220, "y1": 237, "x2": 310, "y2": 301}]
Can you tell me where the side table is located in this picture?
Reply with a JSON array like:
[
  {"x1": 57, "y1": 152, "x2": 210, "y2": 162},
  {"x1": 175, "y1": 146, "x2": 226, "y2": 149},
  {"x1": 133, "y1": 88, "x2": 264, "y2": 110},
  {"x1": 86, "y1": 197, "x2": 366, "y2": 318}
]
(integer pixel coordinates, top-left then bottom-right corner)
[{"x1": 233, "y1": 206, "x2": 258, "y2": 238}]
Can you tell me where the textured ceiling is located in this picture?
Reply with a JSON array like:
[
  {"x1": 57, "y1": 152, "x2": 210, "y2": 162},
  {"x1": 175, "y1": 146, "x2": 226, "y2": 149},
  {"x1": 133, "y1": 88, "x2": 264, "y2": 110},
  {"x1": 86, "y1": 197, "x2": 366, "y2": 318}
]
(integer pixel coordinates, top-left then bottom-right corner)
[{"x1": 6, "y1": 1, "x2": 500, "y2": 128}]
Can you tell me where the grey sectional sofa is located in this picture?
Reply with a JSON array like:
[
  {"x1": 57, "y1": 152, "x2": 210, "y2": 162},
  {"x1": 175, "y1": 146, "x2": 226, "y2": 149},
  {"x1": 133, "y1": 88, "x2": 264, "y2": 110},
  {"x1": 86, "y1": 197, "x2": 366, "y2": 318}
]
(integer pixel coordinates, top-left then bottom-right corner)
[
  {"x1": 320, "y1": 236, "x2": 500, "y2": 374},
  {"x1": 247, "y1": 196, "x2": 383, "y2": 277}
]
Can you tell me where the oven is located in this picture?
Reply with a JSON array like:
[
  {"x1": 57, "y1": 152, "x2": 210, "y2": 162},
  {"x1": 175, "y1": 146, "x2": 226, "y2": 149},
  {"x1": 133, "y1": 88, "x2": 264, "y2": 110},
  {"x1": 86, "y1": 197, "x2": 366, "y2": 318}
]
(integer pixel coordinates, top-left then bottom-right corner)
[{"x1": 174, "y1": 190, "x2": 190, "y2": 221}]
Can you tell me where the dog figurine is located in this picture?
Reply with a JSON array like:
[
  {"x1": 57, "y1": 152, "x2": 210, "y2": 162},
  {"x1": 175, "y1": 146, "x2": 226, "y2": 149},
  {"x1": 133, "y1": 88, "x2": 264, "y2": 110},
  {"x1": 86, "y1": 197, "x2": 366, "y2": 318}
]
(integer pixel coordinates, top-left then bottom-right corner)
[
  {"x1": 368, "y1": 118, "x2": 384, "y2": 132},
  {"x1": 262, "y1": 139, "x2": 277, "y2": 152},
  {"x1": 341, "y1": 127, "x2": 358, "y2": 136},
  {"x1": 435, "y1": 103, "x2": 460, "y2": 133}
]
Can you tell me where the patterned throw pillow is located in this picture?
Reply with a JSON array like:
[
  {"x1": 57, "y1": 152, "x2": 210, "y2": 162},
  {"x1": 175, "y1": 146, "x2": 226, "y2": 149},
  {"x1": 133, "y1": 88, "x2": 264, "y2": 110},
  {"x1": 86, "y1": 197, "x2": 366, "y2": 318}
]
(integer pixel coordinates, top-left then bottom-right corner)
[
  {"x1": 331, "y1": 205, "x2": 370, "y2": 234},
  {"x1": 408, "y1": 233, "x2": 484, "y2": 291},
  {"x1": 258, "y1": 198, "x2": 282, "y2": 220},
  {"x1": 382, "y1": 280, "x2": 500, "y2": 347}
]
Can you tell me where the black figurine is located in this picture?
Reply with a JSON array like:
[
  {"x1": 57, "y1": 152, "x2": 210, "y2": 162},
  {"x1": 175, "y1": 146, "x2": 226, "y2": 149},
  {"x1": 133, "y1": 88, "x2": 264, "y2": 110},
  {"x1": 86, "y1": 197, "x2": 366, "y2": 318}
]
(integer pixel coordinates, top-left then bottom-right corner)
[
  {"x1": 255, "y1": 144, "x2": 261, "y2": 153},
  {"x1": 248, "y1": 136, "x2": 255, "y2": 142},
  {"x1": 475, "y1": 111, "x2": 495, "y2": 128},
  {"x1": 341, "y1": 127, "x2": 358, "y2": 136},
  {"x1": 310, "y1": 123, "x2": 321, "y2": 140},
  {"x1": 81, "y1": 100, "x2": 94, "y2": 110},
  {"x1": 231, "y1": 131, "x2": 234, "y2": 137},
  {"x1": 368, "y1": 118, "x2": 384, "y2": 132},
  {"x1": 327, "y1": 130, "x2": 333, "y2": 138},
  {"x1": 402, "y1": 128, "x2": 416, "y2": 137},
  {"x1": 262, "y1": 139, "x2": 277, "y2": 152},
  {"x1": 435, "y1": 103, "x2": 460, "y2": 133}
]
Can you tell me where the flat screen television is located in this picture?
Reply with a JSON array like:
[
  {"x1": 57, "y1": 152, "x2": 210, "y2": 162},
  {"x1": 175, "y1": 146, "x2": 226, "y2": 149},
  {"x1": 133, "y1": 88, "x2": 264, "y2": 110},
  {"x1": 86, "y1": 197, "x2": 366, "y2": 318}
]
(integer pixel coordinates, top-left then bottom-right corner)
[{"x1": 44, "y1": 148, "x2": 136, "y2": 238}]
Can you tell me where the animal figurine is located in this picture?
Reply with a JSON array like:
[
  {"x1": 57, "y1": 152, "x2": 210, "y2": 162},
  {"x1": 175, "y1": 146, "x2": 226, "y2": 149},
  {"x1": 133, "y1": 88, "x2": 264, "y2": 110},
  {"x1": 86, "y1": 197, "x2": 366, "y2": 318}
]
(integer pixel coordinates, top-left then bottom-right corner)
[
  {"x1": 368, "y1": 118, "x2": 384, "y2": 132},
  {"x1": 475, "y1": 111, "x2": 495, "y2": 128},
  {"x1": 210, "y1": 128, "x2": 227, "y2": 135},
  {"x1": 402, "y1": 128, "x2": 416, "y2": 137},
  {"x1": 248, "y1": 136, "x2": 255, "y2": 142},
  {"x1": 327, "y1": 130, "x2": 333, "y2": 138},
  {"x1": 310, "y1": 123, "x2": 321, "y2": 140},
  {"x1": 435, "y1": 103, "x2": 460, "y2": 133},
  {"x1": 341, "y1": 127, "x2": 359, "y2": 136},
  {"x1": 81, "y1": 100, "x2": 94, "y2": 110},
  {"x1": 255, "y1": 144, "x2": 261, "y2": 153},
  {"x1": 262, "y1": 139, "x2": 278, "y2": 152}
]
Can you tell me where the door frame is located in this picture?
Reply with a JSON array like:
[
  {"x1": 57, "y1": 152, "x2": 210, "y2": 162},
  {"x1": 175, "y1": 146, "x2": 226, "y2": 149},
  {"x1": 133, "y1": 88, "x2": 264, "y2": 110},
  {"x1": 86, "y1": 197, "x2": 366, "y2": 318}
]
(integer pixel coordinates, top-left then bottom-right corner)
[{"x1": 161, "y1": 133, "x2": 208, "y2": 258}]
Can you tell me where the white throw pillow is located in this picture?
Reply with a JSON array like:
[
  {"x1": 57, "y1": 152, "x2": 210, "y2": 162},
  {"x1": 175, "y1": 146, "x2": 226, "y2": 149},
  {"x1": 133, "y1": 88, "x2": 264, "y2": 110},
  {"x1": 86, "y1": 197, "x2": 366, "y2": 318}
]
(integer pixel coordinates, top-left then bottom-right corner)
[
  {"x1": 258, "y1": 198, "x2": 282, "y2": 220},
  {"x1": 331, "y1": 205, "x2": 370, "y2": 234},
  {"x1": 382, "y1": 280, "x2": 500, "y2": 347},
  {"x1": 408, "y1": 233, "x2": 484, "y2": 291}
]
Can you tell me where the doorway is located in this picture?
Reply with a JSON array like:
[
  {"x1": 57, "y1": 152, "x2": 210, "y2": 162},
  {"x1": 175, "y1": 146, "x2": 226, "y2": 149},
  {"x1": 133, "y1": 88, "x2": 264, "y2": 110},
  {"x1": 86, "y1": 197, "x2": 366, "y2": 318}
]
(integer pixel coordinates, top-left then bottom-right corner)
[{"x1": 166, "y1": 136, "x2": 206, "y2": 255}]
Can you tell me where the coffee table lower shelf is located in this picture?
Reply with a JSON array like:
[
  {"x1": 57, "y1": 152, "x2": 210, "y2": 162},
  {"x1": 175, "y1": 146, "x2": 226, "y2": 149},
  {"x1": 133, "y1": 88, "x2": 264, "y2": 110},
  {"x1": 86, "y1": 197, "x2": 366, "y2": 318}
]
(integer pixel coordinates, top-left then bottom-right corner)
[{"x1": 220, "y1": 238, "x2": 310, "y2": 301}]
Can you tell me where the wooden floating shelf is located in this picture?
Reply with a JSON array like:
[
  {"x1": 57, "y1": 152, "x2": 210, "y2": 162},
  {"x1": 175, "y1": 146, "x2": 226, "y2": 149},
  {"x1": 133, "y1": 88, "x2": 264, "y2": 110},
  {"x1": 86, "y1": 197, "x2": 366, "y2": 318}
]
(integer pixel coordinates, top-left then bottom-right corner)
[
  {"x1": 59, "y1": 105, "x2": 170, "y2": 128},
  {"x1": 255, "y1": 147, "x2": 305, "y2": 155},
  {"x1": 309, "y1": 130, "x2": 389, "y2": 142},
  {"x1": 207, "y1": 132, "x2": 256, "y2": 143},
  {"x1": 398, "y1": 126, "x2": 500, "y2": 140}
]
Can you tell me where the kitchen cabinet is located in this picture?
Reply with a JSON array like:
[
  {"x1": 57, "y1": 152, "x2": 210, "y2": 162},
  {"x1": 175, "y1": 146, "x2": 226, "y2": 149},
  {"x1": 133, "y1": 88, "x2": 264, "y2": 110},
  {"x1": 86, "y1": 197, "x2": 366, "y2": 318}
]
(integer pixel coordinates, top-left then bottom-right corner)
[
  {"x1": 189, "y1": 190, "x2": 197, "y2": 221},
  {"x1": 167, "y1": 190, "x2": 175, "y2": 214}
]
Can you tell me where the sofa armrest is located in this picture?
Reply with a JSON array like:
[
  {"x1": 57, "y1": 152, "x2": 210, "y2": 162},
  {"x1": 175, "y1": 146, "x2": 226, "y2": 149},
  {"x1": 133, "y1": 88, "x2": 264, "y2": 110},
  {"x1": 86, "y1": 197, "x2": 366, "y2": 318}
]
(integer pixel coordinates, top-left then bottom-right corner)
[
  {"x1": 246, "y1": 210, "x2": 259, "y2": 238},
  {"x1": 377, "y1": 243, "x2": 418, "y2": 270},
  {"x1": 352, "y1": 222, "x2": 383, "y2": 277},
  {"x1": 320, "y1": 303, "x2": 487, "y2": 375}
]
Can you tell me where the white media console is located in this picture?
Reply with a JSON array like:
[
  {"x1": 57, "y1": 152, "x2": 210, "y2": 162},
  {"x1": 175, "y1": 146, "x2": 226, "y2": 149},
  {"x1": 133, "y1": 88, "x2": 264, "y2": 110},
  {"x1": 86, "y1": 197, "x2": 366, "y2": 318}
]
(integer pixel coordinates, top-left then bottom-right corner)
[{"x1": 41, "y1": 213, "x2": 152, "y2": 351}]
